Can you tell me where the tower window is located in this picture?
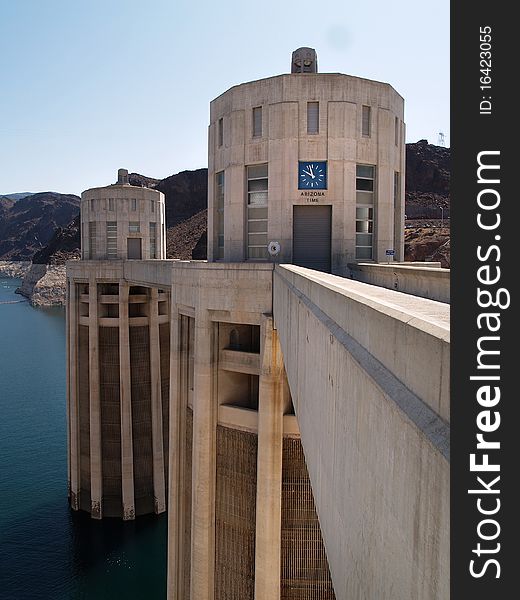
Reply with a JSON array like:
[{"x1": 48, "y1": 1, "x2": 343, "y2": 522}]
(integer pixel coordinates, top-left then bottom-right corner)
[
  {"x1": 88, "y1": 221, "x2": 97, "y2": 259},
  {"x1": 106, "y1": 222, "x2": 117, "y2": 259},
  {"x1": 82, "y1": 222, "x2": 87, "y2": 258},
  {"x1": 149, "y1": 222, "x2": 157, "y2": 258},
  {"x1": 394, "y1": 172, "x2": 400, "y2": 204},
  {"x1": 131, "y1": 198, "x2": 137, "y2": 211},
  {"x1": 218, "y1": 117, "x2": 223, "y2": 147},
  {"x1": 246, "y1": 164, "x2": 268, "y2": 260},
  {"x1": 129, "y1": 222, "x2": 140, "y2": 233},
  {"x1": 215, "y1": 171, "x2": 225, "y2": 260},
  {"x1": 229, "y1": 329, "x2": 240, "y2": 350},
  {"x1": 395, "y1": 117, "x2": 399, "y2": 146},
  {"x1": 108, "y1": 197, "x2": 115, "y2": 211},
  {"x1": 307, "y1": 102, "x2": 319, "y2": 134},
  {"x1": 252, "y1": 106, "x2": 262, "y2": 138},
  {"x1": 355, "y1": 165, "x2": 376, "y2": 260},
  {"x1": 362, "y1": 105, "x2": 371, "y2": 137}
]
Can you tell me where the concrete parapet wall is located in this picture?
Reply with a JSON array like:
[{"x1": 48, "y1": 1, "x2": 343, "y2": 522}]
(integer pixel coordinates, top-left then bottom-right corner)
[
  {"x1": 68, "y1": 260, "x2": 273, "y2": 298},
  {"x1": 276, "y1": 265, "x2": 450, "y2": 422},
  {"x1": 273, "y1": 264, "x2": 449, "y2": 600},
  {"x1": 349, "y1": 262, "x2": 450, "y2": 303}
]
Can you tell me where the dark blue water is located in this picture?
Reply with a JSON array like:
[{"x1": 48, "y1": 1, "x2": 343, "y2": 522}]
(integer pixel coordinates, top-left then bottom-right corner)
[{"x1": 0, "y1": 277, "x2": 167, "y2": 599}]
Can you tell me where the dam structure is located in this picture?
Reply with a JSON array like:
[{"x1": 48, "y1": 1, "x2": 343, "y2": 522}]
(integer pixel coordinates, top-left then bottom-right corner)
[
  {"x1": 66, "y1": 49, "x2": 450, "y2": 599},
  {"x1": 67, "y1": 168, "x2": 169, "y2": 519}
]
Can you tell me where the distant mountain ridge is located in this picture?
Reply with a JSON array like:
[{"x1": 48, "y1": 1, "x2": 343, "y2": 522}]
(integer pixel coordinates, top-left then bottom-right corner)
[
  {"x1": 128, "y1": 169, "x2": 208, "y2": 227},
  {"x1": 0, "y1": 192, "x2": 80, "y2": 260},
  {"x1": 0, "y1": 192, "x2": 34, "y2": 201}
]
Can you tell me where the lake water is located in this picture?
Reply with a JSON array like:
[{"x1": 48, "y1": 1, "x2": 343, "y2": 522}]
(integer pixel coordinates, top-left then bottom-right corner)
[{"x1": 0, "y1": 277, "x2": 167, "y2": 599}]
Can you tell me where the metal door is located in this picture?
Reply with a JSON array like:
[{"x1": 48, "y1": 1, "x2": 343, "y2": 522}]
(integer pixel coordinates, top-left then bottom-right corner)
[{"x1": 292, "y1": 205, "x2": 332, "y2": 272}]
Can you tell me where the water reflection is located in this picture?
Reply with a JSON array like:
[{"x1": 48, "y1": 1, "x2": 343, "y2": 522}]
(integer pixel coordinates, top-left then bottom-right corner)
[
  {"x1": 0, "y1": 277, "x2": 167, "y2": 600},
  {"x1": 69, "y1": 510, "x2": 167, "y2": 600},
  {"x1": 1, "y1": 498, "x2": 166, "y2": 599}
]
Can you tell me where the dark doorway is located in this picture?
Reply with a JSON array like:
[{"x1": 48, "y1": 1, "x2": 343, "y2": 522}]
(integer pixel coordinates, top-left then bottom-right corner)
[{"x1": 292, "y1": 205, "x2": 332, "y2": 272}]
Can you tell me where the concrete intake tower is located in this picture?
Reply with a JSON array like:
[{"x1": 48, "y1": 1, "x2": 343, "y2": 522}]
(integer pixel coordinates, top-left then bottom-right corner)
[{"x1": 67, "y1": 169, "x2": 169, "y2": 519}]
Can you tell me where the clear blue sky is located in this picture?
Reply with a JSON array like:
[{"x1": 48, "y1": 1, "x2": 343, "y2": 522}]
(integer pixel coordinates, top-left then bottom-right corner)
[{"x1": 0, "y1": 0, "x2": 449, "y2": 196}]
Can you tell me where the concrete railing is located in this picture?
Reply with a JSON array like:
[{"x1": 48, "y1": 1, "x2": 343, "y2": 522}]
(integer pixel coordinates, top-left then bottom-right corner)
[
  {"x1": 68, "y1": 260, "x2": 275, "y2": 316},
  {"x1": 273, "y1": 264, "x2": 450, "y2": 600},
  {"x1": 349, "y1": 262, "x2": 450, "y2": 303}
]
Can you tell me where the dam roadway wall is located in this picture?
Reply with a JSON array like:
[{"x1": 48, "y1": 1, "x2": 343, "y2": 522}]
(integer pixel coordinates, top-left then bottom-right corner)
[{"x1": 273, "y1": 264, "x2": 450, "y2": 600}]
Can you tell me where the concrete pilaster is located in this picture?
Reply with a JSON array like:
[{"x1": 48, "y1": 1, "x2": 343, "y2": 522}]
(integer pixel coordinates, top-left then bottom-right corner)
[
  {"x1": 190, "y1": 313, "x2": 215, "y2": 600},
  {"x1": 375, "y1": 166, "x2": 395, "y2": 262},
  {"x1": 395, "y1": 123, "x2": 406, "y2": 262},
  {"x1": 167, "y1": 304, "x2": 182, "y2": 600},
  {"x1": 119, "y1": 282, "x2": 135, "y2": 520},
  {"x1": 88, "y1": 276, "x2": 102, "y2": 519},
  {"x1": 254, "y1": 317, "x2": 284, "y2": 600},
  {"x1": 66, "y1": 279, "x2": 70, "y2": 499},
  {"x1": 68, "y1": 279, "x2": 80, "y2": 510},
  {"x1": 150, "y1": 288, "x2": 166, "y2": 514}
]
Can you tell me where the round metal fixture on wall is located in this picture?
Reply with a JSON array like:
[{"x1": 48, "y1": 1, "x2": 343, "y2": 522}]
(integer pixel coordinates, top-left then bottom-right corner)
[{"x1": 268, "y1": 241, "x2": 281, "y2": 257}]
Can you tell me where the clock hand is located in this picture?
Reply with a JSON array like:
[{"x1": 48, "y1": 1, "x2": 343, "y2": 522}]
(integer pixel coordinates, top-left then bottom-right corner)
[
  {"x1": 303, "y1": 169, "x2": 313, "y2": 177},
  {"x1": 309, "y1": 165, "x2": 315, "y2": 178}
]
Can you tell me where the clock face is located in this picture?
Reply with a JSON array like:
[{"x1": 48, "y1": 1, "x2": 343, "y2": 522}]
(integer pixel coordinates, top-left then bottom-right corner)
[{"x1": 299, "y1": 161, "x2": 327, "y2": 190}]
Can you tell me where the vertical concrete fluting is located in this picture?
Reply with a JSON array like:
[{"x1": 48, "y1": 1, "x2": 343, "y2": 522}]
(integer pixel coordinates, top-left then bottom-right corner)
[
  {"x1": 190, "y1": 312, "x2": 215, "y2": 600},
  {"x1": 167, "y1": 303, "x2": 184, "y2": 600},
  {"x1": 119, "y1": 282, "x2": 135, "y2": 520},
  {"x1": 88, "y1": 276, "x2": 102, "y2": 519},
  {"x1": 395, "y1": 124, "x2": 406, "y2": 262},
  {"x1": 149, "y1": 287, "x2": 166, "y2": 514},
  {"x1": 255, "y1": 318, "x2": 284, "y2": 600},
  {"x1": 68, "y1": 280, "x2": 79, "y2": 510},
  {"x1": 66, "y1": 279, "x2": 71, "y2": 501}
]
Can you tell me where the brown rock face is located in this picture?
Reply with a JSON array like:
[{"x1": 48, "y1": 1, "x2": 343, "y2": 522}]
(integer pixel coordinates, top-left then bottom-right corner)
[
  {"x1": 405, "y1": 140, "x2": 450, "y2": 220},
  {"x1": 166, "y1": 209, "x2": 207, "y2": 259},
  {"x1": 32, "y1": 215, "x2": 81, "y2": 265},
  {"x1": 129, "y1": 169, "x2": 209, "y2": 259},
  {"x1": 403, "y1": 141, "x2": 450, "y2": 267},
  {"x1": 0, "y1": 192, "x2": 80, "y2": 260},
  {"x1": 404, "y1": 227, "x2": 450, "y2": 268},
  {"x1": 430, "y1": 238, "x2": 450, "y2": 268},
  {"x1": 156, "y1": 170, "x2": 208, "y2": 228},
  {"x1": 406, "y1": 140, "x2": 450, "y2": 195},
  {"x1": 129, "y1": 169, "x2": 208, "y2": 228},
  {"x1": 127, "y1": 173, "x2": 160, "y2": 188}
]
